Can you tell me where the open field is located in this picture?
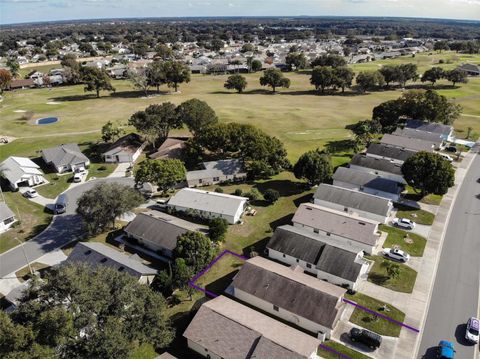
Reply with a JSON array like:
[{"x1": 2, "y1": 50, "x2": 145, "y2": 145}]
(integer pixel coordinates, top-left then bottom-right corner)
[{"x1": 2, "y1": 51, "x2": 479, "y2": 163}]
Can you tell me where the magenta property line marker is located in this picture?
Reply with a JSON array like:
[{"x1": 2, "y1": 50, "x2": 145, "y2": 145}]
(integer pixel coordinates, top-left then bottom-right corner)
[
  {"x1": 189, "y1": 249, "x2": 229, "y2": 284},
  {"x1": 343, "y1": 298, "x2": 420, "y2": 333},
  {"x1": 318, "y1": 344, "x2": 353, "y2": 359}
]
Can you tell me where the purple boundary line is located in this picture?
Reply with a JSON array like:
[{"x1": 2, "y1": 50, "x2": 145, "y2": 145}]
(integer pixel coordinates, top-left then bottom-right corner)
[
  {"x1": 343, "y1": 298, "x2": 420, "y2": 333},
  {"x1": 318, "y1": 344, "x2": 353, "y2": 359}
]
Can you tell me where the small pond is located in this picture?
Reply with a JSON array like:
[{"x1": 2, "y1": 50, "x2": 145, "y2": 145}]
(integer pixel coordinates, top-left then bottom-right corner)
[{"x1": 36, "y1": 117, "x2": 59, "y2": 125}]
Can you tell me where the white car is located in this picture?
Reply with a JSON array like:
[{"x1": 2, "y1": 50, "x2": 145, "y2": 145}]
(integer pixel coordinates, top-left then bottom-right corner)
[
  {"x1": 465, "y1": 317, "x2": 479, "y2": 343},
  {"x1": 383, "y1": 248, "x2": 410, "y2": 262},
  {"x1": 439, "y1": 153, "x2": 453, "y2": 162},
  {"x1": 23, "y1": 188, "x2": 38, "y2": 198},
  {"x1": 392, "y1": 217, "x2": 416, "y2": 230}
]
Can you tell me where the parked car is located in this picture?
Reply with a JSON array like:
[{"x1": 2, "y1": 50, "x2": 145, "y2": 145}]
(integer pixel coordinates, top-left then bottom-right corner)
[
  {"x1": 439, "y1": 153, "x2": 453, "y2": 162},
  {"x1": 73, "y1": 171, "x2": 86, "y2": 183},
  {"x1": 383, "y1": 247, "x2": 410, "y2": 262},
  {"x1": 436, "y1": 340, "x2": 455, "y2": 359},
  {"x1": 54, "y1": 193, "x2": 68, "y2": 214},
  {"x1": 23, "y1": 189, "x2": 38, "y2": 198},
  {"x1": 465, "y1": 317, "x2": 479, "y2": 343},
  {"x1": 392, "y1": 217, "x2": 416, "y2": 230},
  {"x1": 445, "y1": 146, "x2": 457, "y2": 153},
  {"x1": 349, "y1": 328, "x2": 382, "y2": 349}
]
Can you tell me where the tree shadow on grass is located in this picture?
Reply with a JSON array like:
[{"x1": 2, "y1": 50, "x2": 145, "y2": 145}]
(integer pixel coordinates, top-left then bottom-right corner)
[
  {"x1": 325, "y1": 139, "x2": 357, "y2": 153},
  {"x1": 254, "y1": 179, "x2": 305, "y2": 197},
  {"x1": 368, "y1": 273, "x2": 389, "y2": 286},
  {"x1": 204, "y1": 270, "x2": 240, "y2": 297},
  {"x1": 242, "y1": 236, "x2": 271, "y2": 258},
  {"x1": 293, "y1": 193, "x2": 314, "y2": 207},
  {"x1": 269, "y1": 213, "x2": 295, "y2": 231},
  {"x1": 210, "y1": 89, "x2": 273, "y2": 95}
]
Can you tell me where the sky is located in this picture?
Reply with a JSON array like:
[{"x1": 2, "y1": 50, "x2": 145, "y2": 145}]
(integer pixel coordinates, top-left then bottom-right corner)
[{"x1": 1, "y1": 0, "x2": 479, "y2": 25}]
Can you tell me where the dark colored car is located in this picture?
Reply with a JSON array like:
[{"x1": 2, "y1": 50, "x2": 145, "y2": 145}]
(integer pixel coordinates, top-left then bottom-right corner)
[
  {"x1": 349, "y1": 327, "x2": 382, "y2": 349},
  {"x1": 445, "y1": 146, "x2": 457, "y2": 153}
]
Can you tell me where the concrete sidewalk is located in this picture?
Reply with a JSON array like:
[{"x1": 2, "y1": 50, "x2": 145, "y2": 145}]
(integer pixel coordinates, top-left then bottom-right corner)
[
  {"x1": 107, "y1": 163, "x2": 131, "y2": 178},
  {"x1": 391, "y1": 147, "x2": 479, "y2": 359}
]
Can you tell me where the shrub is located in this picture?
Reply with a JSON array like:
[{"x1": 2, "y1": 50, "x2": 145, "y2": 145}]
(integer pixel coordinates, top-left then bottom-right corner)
[
  {"x1": 234, "y1": 188, "x2": 243, "y2": 196},
  {"x1": 214, "y1": 187, "x2": 224, "y2": 193},
  {"x1": 209, "y1": 217, "x2": 229, "y2": 242},
  {"x1": 263, "y1": 189, "x2": 280, "y2": 203},
  {"x1": 98, "y1": 166, "x2": 107, "y2": 171},
  {"x1": 245, "y1": 188, "x2": 262, "y2": 201}
]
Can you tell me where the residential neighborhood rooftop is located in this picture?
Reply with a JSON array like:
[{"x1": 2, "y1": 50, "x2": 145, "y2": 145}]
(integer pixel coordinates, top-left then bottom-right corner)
[
  {"x1": 149, "y1": 137, "x2": 187, "y2": 160},
  {"x1": 333, "y1": 166, "x2": 403, "y2": 194},
  {"x1": 366, "y1": 143, "x2": 417, "y2": 162},
  {"x1": 103, "y1": 133, "x2": 144, "y2": 157},
  {"x1": 293, "y1": 203, "x2": 379, "y2": 246},
  {"x1": 350, "y1": 154, "x2": 403, "y2": 176},
  {"x1": 186, "y1": 158, "x2": 246, "y2": 181},
  {"x1": 380, "y1": 134, "x2": 435, "y2": 152},
  {"x1": 42, "y1": 143, "x2": 89, "y2": 168},
  {"x1": 405, "y1": 119, "x2": 453, "y2": 137},
  {"x1": 0, "y1": 202, "x2": 15, "y2": 223},
  {"x1": 0, "y1": 156, "x2": 43, "y2": 185},
  {"x1": 393, "y1": 127, "x2": 444, "y2": 145}
]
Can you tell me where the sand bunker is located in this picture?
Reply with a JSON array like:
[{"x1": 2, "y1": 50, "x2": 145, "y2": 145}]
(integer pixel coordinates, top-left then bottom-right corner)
[
  {"x1": 46, "y1": 101, "x2": 61, "y2": 105},
  {"x1": 13, "y1": 110, "x2": 27, "y2": 113}
]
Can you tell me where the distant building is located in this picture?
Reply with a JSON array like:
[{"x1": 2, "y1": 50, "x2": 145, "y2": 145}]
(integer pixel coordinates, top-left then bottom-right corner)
[
  {"x1": 186, "y1": 159, "x2": 247, "y2": 188},
  {"x1": 65, "y1": 242, "x2": 157, "y2": 285},
  {"x1": 0, "y1": 156, "x2": 45, "y2": 191},
  {"x1": 0, "y1": 203, "x2": 16, "y2": 232},
  {"x1": 232, "y1": 256, "x2": 347, "y2": 340},
  {"x1": 167, "y1": 188, "x2": 248, "y2": 224},
  {"x1": 41, "y1": 143, "x2": 90, "y2": 173},
  {"x1": 7, "y1": 79, "x2": 35, "y2": 90},
  {"x1": 103, "y1": 133, "x2": 145, "y2": 163},
  {"x1": 184, "y1": 295, "x2": 321, "y2": 358},
  {"x1": 457, "y1": 63, "x2": 480, "y2": 76}
]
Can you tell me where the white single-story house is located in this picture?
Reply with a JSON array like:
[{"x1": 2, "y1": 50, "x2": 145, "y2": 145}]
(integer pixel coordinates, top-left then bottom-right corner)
[
  {"x1": 0, "y1": 203, "x2": 16, "y2": 232},
  {"x1": 184, "y1": 295, "x2": 322, "y2": 358},
  {"x1": 65, "y1": 242, "x2": 157, "y2": 285},
  {"x1": 267, "y1": 225, "x2": 370, "y2": 290},
  {"x1": 41, "y1": 143, "x2": 90, "y2": 173},
  {"x1": 186, "y1": 159, "x2": 247, "y2": 188},
  {"x1": 103, "y1": 133, "x2": 146, "y2": 163},
  {"x1": 0, "y1": 156, "x2": 45, "y2": 190},
  {"x1": 167, "y1": 188, "x2": 248, "y2": 224},
  {"x1": 232, "y1": 256, "x2": 347, "y2": 340}
]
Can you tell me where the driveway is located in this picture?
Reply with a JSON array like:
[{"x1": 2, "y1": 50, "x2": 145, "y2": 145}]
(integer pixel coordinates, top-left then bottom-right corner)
[{"x1": 0, "y1": 177, "x2": 134, "y2": 278}]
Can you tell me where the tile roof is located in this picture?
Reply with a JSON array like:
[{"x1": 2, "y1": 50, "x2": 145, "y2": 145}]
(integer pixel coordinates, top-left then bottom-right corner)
[
  {"x1": 168, "y1": 188, "x2": 248, "y2": 217},
  {"x1": 292, "y1": 203, "x2": 379, "y2": 246},
  {"x1": 233, "y1": 256, "x2": 346, "y2": 329},
  {"x1": 42, "y1": 143, "x2": 89, "y2": 168},
  {"x1": 183, "y1": 296, "x2": 320, "y2": 358},
  {"x1": 333, "y1": 167, "x2": 402, "y2": 194},
  {"x1": 314, "y1": 184, "x2": 392, "y2": 217},
  {"x1": 380, "y1": 134, "x2": 435, "y2": 152},
  {"x1": 366, "y1": 143, "x2": 416, "y2": 162}
]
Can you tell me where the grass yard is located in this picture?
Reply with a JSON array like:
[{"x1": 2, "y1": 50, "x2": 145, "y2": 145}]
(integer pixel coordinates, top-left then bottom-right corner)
[
  {"x1": 15, "y1": 262, "x2": 50, "y2": 282},
  {"x1": 0, "y1": 192, "x2": 53, "y2": 254},
  {"x1": 403, "y1": 185, "x2": 443, "y2": 206},
  {"x1": 87, "y1": 162, "x2": 116, "y2": 179},
  {"x1": 3, "y1": 51, "x2": 479, "y2": 164},
  {"x1": 129, "y1": 343, "x2": 158, "y2": 359},
  {"x1": 367, "y1": 255, "x2": 418, "y2": 293},
  {"x1": 380, "y1": 224, "x2": 427, "y2": 257},
  {"x1": 35, "y1": 172, "x2": 72, "y2": 198},
  {"x1": 318, "y1": 340, "x2": 372, "y2": 359},
  {"x1": 345, "y1": 292, "x2": 406, "y2": 337},
  {"x1": 395, "y1": 205, "x2": 435, "y2": 225}
]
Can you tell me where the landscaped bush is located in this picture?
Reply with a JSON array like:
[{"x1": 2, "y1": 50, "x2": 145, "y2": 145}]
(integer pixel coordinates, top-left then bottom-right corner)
[
  {"x1": 263, "y1": 189, "x2": 280, "y2": 203},
  {"x1": 214, "y1": 187, "x2": 224, "y2": 193},
  {"x1": 244, "y1": 188, "x2": 262, "y2": 201},
  {"x1": 234, "y1": 188, "x2": 243, "y2": 196}
]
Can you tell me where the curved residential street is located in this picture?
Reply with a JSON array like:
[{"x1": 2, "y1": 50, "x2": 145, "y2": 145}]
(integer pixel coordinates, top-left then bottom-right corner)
[
  {"x1": 0, "y1": 177, "x2": 134, "y2": 278},
  {"x1": 418, "y1": 151, "x2": 480, "y2": 359}
]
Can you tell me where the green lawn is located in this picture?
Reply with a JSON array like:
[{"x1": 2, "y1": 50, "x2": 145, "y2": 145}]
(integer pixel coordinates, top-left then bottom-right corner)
[
  {"x1": 318, "y1": 341, "x2": 372, "y2": 359},
  {"x1": 345, "y1": 292, "x2": 406, "y2": 337},
  {"x1": 129, "y1": 343, "x2": 158, "y2": 359},
  {"x1": 367, "y1": 255, "x2": 418, "y2": 293},
  {"x1": 3, "y1": 51, "x2": 479, "y2": 164},
  {"x1": 35, "y1": 172, "x2": 72, "y2": 199},
  {"x1": 87, "y1": 162, "x2": 116, "y2": 179},
  {"x1": 380, "y1": 224, "x2": 427, "y2": 257},
  {"x1": 403, "y1": 185, "x2": 443, "y2": 206},
  {"x1": 395, "y1": 205, "x2": 435, "y2": 225},
  {"x1": 0, "y1": 192, "x2": 53, "y2": 254}
]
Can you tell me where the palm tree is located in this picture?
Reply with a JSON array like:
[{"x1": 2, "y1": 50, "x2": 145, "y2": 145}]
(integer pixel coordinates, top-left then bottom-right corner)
[{"x1": 381, "y1": 260, "x2": 400, "y2": 279}]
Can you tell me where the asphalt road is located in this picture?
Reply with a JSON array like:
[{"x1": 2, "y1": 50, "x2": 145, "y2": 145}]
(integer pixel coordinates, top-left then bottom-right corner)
[
  {"x1": 0, "y1": 177, "x2": 134, "y2": 278},
  {"x1": 418, "y1": 152, "x2": 480, "y2": 359}
]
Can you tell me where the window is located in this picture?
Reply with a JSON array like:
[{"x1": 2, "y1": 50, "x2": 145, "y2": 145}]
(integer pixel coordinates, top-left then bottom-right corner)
[
  {"x1": 306, "y1": 263, "x2": 312, "y2": 268},
  {"x1": 84, "y1": 250, "x2": 92, "y2": 255},
  {"x1": 296, "y1": 259, "x2": 299, "y2": 263},
  {"x1": 326, "y1": 232, "x2": 331, "y2": 236},
  {"x1": 198, "y1": 179, "x2": 203, "y2": 184},
  {"x1": 282, "y1": 254, "x2": 286, "y2": 258},
  {"x1": 100, "y1": 258, "x2": 107, "y2": 263},
  {"x1": 344, "y1": 207, "x2": 348, "y2": 212},
  {"x1": 273, "y1": 305, "x2": 279, "y2": 311},
  {"x1": 118, "y1": 267, "x2": 125, "y2": 272},
  {"x1": 313, "y1": 228, "x2": 319, "y2": 234},
  {"x1": 213, "y1": 177, "x2": 219, "y2": 181}
]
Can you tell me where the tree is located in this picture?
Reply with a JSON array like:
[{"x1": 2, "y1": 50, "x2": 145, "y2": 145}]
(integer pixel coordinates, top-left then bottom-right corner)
[
  {"x1": 155, "y1": 44, "x2": 173, "y2": 60},
  {"x1": 61, "y1": 53, "x2": 81, "y2": 84},
  {"x1": 251, "y1": 59, "x2": 262, "y2": 72},
  {"x1": 346, "y1": 119, "x2": 381, "y2": 149},
  {"x1": 133, "y1": 42, "x2": 149, "y2": 57},
  {"x1": 172, "y1": 258, "x2": 194, "y2": 298},
  {"x1": 240, "y1": 43, "x2": 255, "y2": 53},
  {"x1": 401, "y1": 152, "x2": 455, "y2": 196},
  {"x1": 263, "y1": 189, "x2": 280, "y2": 203},
  {"x1": 259, "y1": 68, "x2": 290, "y2": 93},
  {"x1": 162, "y1": 61, "x2": 191, "y2": 92},
  {"x1": 445, "y1": 69, "x2": 468, "y2": 87},
  {"x1": 401, "y1": 90, "x2": 461, "y2": 125},
  {"x1": 356, "y1": 71, "x2": 385, "y2": 92},
  {"x1": 421, "y1": 67, "x2": 445, "y2": 86},
  {"x1": 398, "y1": 63, "x2": 418, "y2": 86},
  {"x1": 293, "y1": 149, "x2": 333, "y2": 186},
  {"x1": 285, "y1": 52, "x2": 307, "y2": 71},
  {"x1": 372, "y1": 99, "x2": 405, "y2": 133},
  {"x1": 134, "y1": 159, "x2": 186, "y2": 193},
  {"x1": 1, "y1": 264, "x2": 173, "y2": 359},
  {"x1": 129, "y1": 103, "x2": 182, "y2": 147},
  {"x1": 310, "y1": 66, "x2": 334, "y2": 94},
  {"x1": 146, "y1": 61, "x2": 166, "y2": 92},
  {"x1": 176, "y1": 98, "x2": 218, "y2": 134},
  {"x1": 0, "y1": 69, "x2": 12, "y2": 94},
  {"x1": 6, "y1": 58, "x2": 19, "y2": 78},
  {"x1": 311, "y1": 54, "x2": 347, "y2": 68},
  {"x1": 77, "y1": 183, "x2": 143, "y2": 235},
  {"x1": 208, "y1": 217, "x2": 229, "y2": 242},
  {"x1": 101, "y1": 121, "x2": 124, "y2": 143},
  {"x1": 127, "y1": 68, "x2": 150, "y2": 97},
  {"x1": 80, "y1": 67, "x2": 115, "y2": 98},
  {"x1": 209, "y1": 38, "x2": 224, "y2": 52},
  {"x1": 434, "y1": 40, "x2": 449, "y2": 53},
  {"x1": 224, "y1": 74, "x2": 247, "y2": 93},
  {"x1": 379, "y1": 65, "x2": 401, "y2": 87},
  {"x1": 333, "y1": 66, "x2": 354, "y2": 93},
  {"x1": 381, "y1": 260, "x2": 400, "y2": 280},
  {"x1": 174, "y1": 231, "x2": 215, "y2": 273}
]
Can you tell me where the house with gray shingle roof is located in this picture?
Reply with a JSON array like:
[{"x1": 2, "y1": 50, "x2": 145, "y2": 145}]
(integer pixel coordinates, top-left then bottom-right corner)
[
  {"x1": 313, "y1": 184, "x2": 393, "y2": 223},
  {"x1": 0, "y1": 203, "x2": 16, "y2": 232},
  {"x1": 393, "y1": 127, "x2": 444, "y2": 149},
  {"x1": 65, "y1": 242, "x2": 157, "y2": 285},
  {"x1": 184, "y1": 295, "x2": 321, "y2": 358},
  {"x1": 124, "y1": 211, "x2": 208, "y2": 258},
  {"x1": 380, "y1": 134, "x2": 435, "y2": 152},
  {"x1": 349, "y1": 154, "x2": 406, "y2": 185},
  {"x1": 0, "y1": 156, "x2": 45, "y2": 190},
  {"x1": 457, "y1": 63, "x2": 480, "y2": 76},
  {"x1": 186, "y1": 159, "x2": 247, "y2": 188},
  {"x1": 167, "y1": 188, "x2": 248, "y2": 224},
  {"x1": 267, "y1": 225, "x2": 370, "y2": 289},
  {"x1": 405, "y1": 120, "x2": 454, "y2": 141},
  {"x1": 366, "y1": 143, "x2": 416, "y2": 164},
  {"x1": 41, "y1": 143, "x2": 90, "y2": 173},
  {"x1": 232, "y1": 256, "x2": 346, "y2": 340}
]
